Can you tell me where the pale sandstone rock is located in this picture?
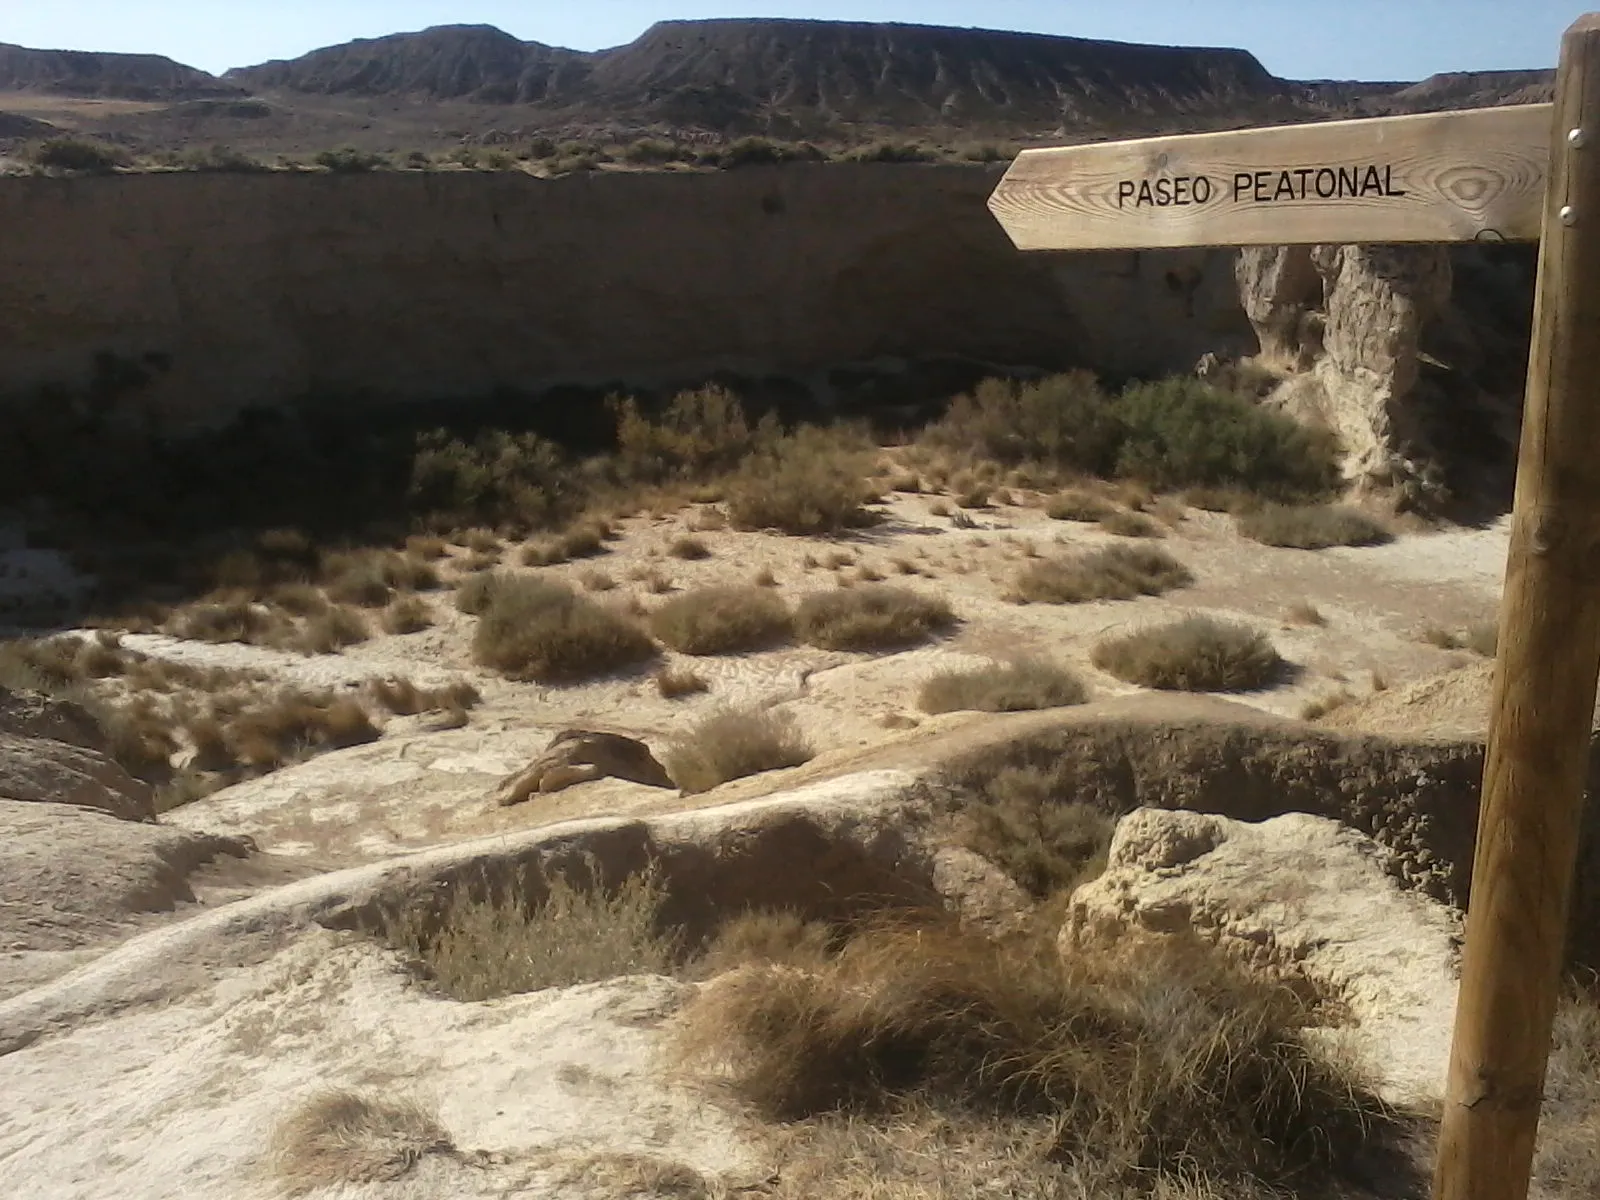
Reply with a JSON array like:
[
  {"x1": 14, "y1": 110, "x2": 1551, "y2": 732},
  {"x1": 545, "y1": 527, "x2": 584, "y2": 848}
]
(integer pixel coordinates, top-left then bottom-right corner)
[
  {"x1": 1064, "y1": 808, "x2": 1463, "y2": 1105},
  {"x1": 494, "y1": 730, "x2": 675, "y2": 806}
]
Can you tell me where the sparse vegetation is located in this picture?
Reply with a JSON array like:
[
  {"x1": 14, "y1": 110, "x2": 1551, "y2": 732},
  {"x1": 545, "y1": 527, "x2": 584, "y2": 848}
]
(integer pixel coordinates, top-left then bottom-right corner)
[
  {"x1": 471, "y1": 576, "x2": 657, "y2": 682},
  {"x1": 794, "y1": 585, "x2": 956, "y2": 651},
  {"x1": 675, "y1": 915, "x2": 1396, "y2": 1193},
  {"x1": 1237, "y1": 504, "x2": 1392, "y2": 549},
  {"x1": 726, "y1": 427, "x2": 878, "y2": 535},
  {"x1": 270, "y1": 1089, "x2": 454, "y2": 1195},
  {"x1": 655, "y1": 665, "x2": 710, "y2": 699},
  {"x1": 380, "y1": 594, "x2": 434, "y2": 634},
  {"x1": 1092, "y1": 616, "x2": 1285, "y2": 691},
  {"x1": 650, "y1": 586, "x2": 792, "y2": 655},
  {"x1": 1300, "y1": 690, "x2": 1355, "y2": 721},
  {"x1": 1045, "y1": 490, "x2": 1116, "y2": 522},
  {"x1": 919, "y1": 660, "x2": 1088, "y2": 714},
  {"x1": 1011, "y1": 544, "x2": 1193, "y2": 605},
  {"x1": 1098, "y1": 509, "x2": 1164, "y2": 538},
  {"x1": 667, "y1": 534, "x2": 711, "y2": 560},
  {"x1": 1421, "y1": 620, "x2": 1499, "y2": 656},
  {"x1": 664, "y1": 707, "x2": 814, "y2": 793},
  {"x1": 378, "y1": 862, "x2": 674, "y2": 1001}
]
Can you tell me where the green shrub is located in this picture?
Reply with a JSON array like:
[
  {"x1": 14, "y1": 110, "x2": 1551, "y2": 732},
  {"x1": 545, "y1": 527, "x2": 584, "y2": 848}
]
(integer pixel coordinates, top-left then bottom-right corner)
[
  {"x1": 925, "y1": 372, "x2": 1121, "y2": 474},
  {"x1": 844, "y1": 140, "x2": 940, "y2": 163},
  {"x1": 1012, "y1": 545, "x2": 1192, "y2": 604},
  {"x1": 1237, "y1": 504, "x2": 1392, "y2": 549},
  {"x1": 1092, "y1": 616, "x2": 1285, "y2": 691},
  {"x1": 665, "y1": 707, "x2": 814, "y2": 793},
  {"x1": 472, "y1": 576, "x2": 657, "y2": 682},
  {"x1": 408, "y1": 429, "x2": 575, "y2": 531},
  {"x1": 650, "y1": 586, "x2": 792, "y2": 655},
  {"x1": 1114, "y1": 378, "x2": 1339, "y2": 499},
  {"x1": 919, "y1": 660, "x2": 1088, "y2": 714},
  {"x1": 795, "y1": 585, "x2": 956, "y2": 651},
  {"x1": 611, "y1": 385, "x2": 772, "y2": 484},
  {"x1": 315, "y1": 147, "x2": 388, "y2": 173},
  {"x1": 29, "y1": 137, "x2": 126, "y2": 173},
  {"x1": 725, "y1": 427, "x2": 878, "y2": 535}
]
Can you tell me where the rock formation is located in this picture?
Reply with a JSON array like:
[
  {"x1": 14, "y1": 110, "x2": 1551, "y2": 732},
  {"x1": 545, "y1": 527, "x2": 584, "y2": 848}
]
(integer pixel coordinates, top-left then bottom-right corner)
[
  {"x1": 1065, "y1": 807, "x2": 1463, "y2": 1104},
  {"x1": 494, "y1": 730, "x2": 676, "y2": 805}
]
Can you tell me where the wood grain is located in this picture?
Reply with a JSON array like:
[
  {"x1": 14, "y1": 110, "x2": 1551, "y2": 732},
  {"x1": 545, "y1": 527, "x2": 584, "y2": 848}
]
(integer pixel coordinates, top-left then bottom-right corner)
[
  {"x1": 1432, "y1": 17, "x2": 1600, "y2": 1200},
  {"x1": 988, "y1": 104, "x2": 1551, "y2": 250}
]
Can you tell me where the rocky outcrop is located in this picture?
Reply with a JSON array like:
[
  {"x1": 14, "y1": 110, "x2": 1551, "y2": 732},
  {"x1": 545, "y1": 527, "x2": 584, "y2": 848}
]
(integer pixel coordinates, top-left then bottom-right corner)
[
  {"x1": 0, "y1": 687, "x2": 153, "y2": 822},
  {"x1": 1235, "y1": 241, "x2": 1534, "y2": 508},
  {"x1": 1064, "y1": 808, "x2": 1462, "y2": 1104},
  {"x1": 494, "y1": 730, "x2": 675, "y2": 805}
]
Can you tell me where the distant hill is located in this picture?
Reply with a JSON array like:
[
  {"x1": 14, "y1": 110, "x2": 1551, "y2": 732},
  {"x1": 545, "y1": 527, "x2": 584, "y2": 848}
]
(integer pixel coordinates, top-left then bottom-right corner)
[
  {"x1": 225, "y1": 19, "x2": 1315, "y2": 136},
  {"x1": 0, "y1": 42, "x2": 241, "y2": 101},
  {"x1": 1386, "y1": 69, "x2": 1554, "y2": 111}
]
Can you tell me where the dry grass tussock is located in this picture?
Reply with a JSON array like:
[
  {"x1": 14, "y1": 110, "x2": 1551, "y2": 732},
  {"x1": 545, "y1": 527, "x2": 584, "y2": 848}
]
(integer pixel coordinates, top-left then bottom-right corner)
[
  {"x1": 471, "y1": 575, "x2": 657, "y2": 682},
  {"x1": 795, "y1": 585, "x2": 956, "y2": 651},
  {"x1": 380, "y1": 862, "x2": 675, "y2": 1001},
  {"x1": 1535, "y1": 980, "x2": 1600, "y2": 1197},
  {"x1": 675, "y1": 915, "x2": 1400, "y2": 1194},
  {"x1": 665, "y1": 706, "x2": 814, "y2": 793},
  {"x1": 379, "y1": 593, "x2": 433, "y2": 634},
  {"x1": 919, "y1": 660, "x2": 1088, "y2": 715},
  {"x1": 1012, "y1": 544, "x2": 1193, "y2": 605},
  {"x1": 655, "y1": 665, "x2": 710, "y2": 698},
  {"x1": 1093, "y1": 616, "x2": 1285, "y2": 692},
  {"x1": 650, "y1": 586, "x2": 792, "y2": 655},
  {"x1": 1237, "y1": 504, "x2": 1392, "y2": 550},
  {"x1": 1099, "y1": 509, "x2": 1165, "y2": 538},
  {"x1": 1045, "y1": 490, "x2": 1118, "y2": 522},
  {"x1": 1421, "y1": 620, "x2": 1498, "y2": 657},
  {"x1": 366, "y1": 677, "x2": 481, "y2": 717},
  {"x1": 270, "y1": 1089, "x2": 455, "y2": 1195}
]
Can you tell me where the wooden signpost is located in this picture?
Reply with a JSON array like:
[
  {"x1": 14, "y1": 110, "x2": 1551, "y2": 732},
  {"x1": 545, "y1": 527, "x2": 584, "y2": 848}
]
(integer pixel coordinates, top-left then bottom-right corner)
[{"x1": 989, "y1": 16, "x2": 1600, "y2": 1200}]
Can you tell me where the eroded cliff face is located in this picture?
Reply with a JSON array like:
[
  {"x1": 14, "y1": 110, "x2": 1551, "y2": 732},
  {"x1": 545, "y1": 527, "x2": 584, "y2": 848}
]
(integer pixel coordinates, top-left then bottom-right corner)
[
  {"x1": 1236, "y1": 242, "x2": 1535, "y2": 510},
  {"x1": 0, "y1": 166, "x2": 1253, "y2": 429}
]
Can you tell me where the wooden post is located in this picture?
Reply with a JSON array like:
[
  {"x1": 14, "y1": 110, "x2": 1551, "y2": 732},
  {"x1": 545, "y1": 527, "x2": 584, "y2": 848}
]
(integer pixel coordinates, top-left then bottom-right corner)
[{"x1": 1433, "y1": 14, "x2": 1600, "y2": 1200}]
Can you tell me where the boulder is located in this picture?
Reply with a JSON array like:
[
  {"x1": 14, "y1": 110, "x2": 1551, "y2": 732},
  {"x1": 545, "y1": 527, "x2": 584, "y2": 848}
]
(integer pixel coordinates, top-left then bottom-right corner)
[
  {"x1": 1063, "y1": 808, "x2": 1463, "y2": 1104},
  {"x1": 0, "y1": 730, "x2": 154, "y2": 823},
  {"x1": 494, "y1": 730, "x2": 675, "y2": 806}
]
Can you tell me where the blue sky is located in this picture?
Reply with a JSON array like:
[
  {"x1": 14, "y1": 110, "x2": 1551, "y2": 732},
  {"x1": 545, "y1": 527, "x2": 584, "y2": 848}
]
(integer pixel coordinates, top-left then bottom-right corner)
[{"x1": 0, "y1": 1, "x2": 1585, "y2": 81}]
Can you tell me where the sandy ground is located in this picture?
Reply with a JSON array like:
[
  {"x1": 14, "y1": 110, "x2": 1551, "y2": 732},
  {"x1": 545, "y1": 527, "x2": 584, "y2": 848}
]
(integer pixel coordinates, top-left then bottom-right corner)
[{"x1": 105, "y1": 494, "x2": 1511, "y2": 860}]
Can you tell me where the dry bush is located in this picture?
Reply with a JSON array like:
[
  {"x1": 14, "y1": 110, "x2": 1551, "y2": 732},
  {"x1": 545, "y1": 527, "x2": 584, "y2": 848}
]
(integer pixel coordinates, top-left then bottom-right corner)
[
  {"x1": 269, "y1": 582, "x2": 329, "y2": 617},
  {"x1": 1284, "y1": 600, "x2": 1326, "y2": 626},
  {"x1": 753, "y1": 566, "x2": 778, "y2": 587},
  {"x1": 296, "y1": 605, "x2": 369, "y2": 654},
  {"x1": 270, "y1": 1089, "x2": 454, "y2": 1194},
  {"x1": 855, "y1": 563, "x2": 885, "y2": 583},
  {"x1": 1300, "y1": 690, "x2": 1355, "y2": 721},
  {"x1": 1421, "y1": 621, "x2": 1498, "y2": 656},
  {"x1": 322, "y1": 555, "x2": 394, "y2": 608},
  {"x1": 891, "y1": 557, "x2": 919, "y2": 576},
  {"x1": 825, "y1": 550, "x2": 855, "y2": 569},
  {"x1": 459, "y1": 549, "x2": 500, "y2": 572},
  {"x1": 522, "y1": 519, "x2": 610, "y2": 566},
  {"x1": 454, "y1": 570, "x2": 506, "y2": 615},
  {"x1": 919, "y1": 660, "x2": 1088, "y2": 715},
  {"x1": 1184, "y1": 485, "x2": 1256, "y2": 514},
  {"x1": 1092, "y1": 616, "x2": 1285, "y2": 692},
  {"x1": 406, "y1": 534, "x2": 448, "y2": 560},
  {"x1": 1237, "y1": 504, "x2": 1392, "y2": 550},
  {"x1": 367, "y1": 677, "x2": 481, "y2": 717},
  {"x1": 1011, "y1": 545, "x2": 1193, "y2": 605},
  {"x1": 675, "y1": 918, "x2": 1395, "y2": 1191},
  {"x1": 651, "y1": 586, "x2": 792, "y2": 655},
  {"x1": 1045, "y1": 490, "x2": 1116, "y2": 522},
  {"x1": 726, "y1": 427, "x2": 878, "y2": 535},
  {"x1": 668, "y1": 534, "x2": 712, "y2": 560},
  {"x1": 1098, "y1": 509, "x2": 1164, "y2": 538},
  {"x1": 1535, "y1": 982, "x2": 1600, "y2": 1196},
  {"x1": 165, "y1": 597, "x2": 295, "y2": 647},
  {"x1": 794, "y1": 585, "x2": 956, "y2": 652},
  {"x1": 380, "y1": 594, "x2": 433, "y2": 634},
  {"x1": 690, "y1": 505, "x2": 729, "y2": 532},
  {"x1": 611, "y1": 383, "x2": 769, "y2": 484},
  {"x1": 579, "y1": 568, "x2": 617, "y2": 592},
  {"x1": 696, "y1": 910, "x2": 835, "y2": 977},
  {"x1": 462, "y1": 528, "x2": 501, "y2": 553},
  {"x1": 472, "y1": 576, "x2": 657, "y2": 682},
  {"x1": 380, "y1": 864, "x2": 675, "y2": 1000},
  {"x1": 665, "y1": 707, "x2": 814, "y2": 793},
  {"x1": 99, "y1": 698, "x2": 180, "y2": 781},
  {"x1": 655, "y1": 665, "x2": 710, "y2": 698},
  {"x1": 225, "y1": 690, "x2": 381, "y2": 770}
]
